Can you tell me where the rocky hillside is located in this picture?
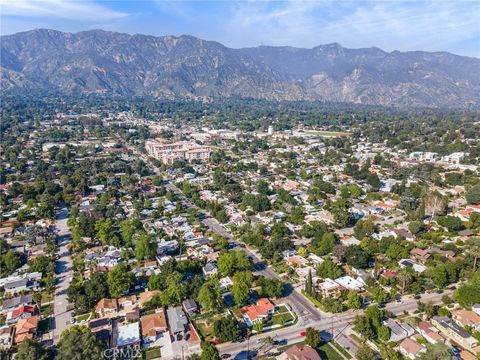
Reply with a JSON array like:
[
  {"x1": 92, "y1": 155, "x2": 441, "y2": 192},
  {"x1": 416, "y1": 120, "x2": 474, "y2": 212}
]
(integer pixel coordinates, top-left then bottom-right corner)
[{"x1": 1, "y1": 29, "x2": 479, "y2": 108}]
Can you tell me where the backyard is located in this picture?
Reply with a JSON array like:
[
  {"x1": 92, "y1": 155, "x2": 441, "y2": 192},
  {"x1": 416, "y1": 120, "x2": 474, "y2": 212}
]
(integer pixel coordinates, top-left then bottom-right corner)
[{"x1": 193, "y1": 311, "x2": 230, "y2": 342}]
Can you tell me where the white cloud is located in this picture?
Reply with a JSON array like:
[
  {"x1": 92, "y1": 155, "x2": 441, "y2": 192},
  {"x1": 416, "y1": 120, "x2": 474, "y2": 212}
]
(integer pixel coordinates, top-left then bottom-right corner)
[
  {"x1": 0, "y1": 0, "x2": 128, "y2": 21},
  {"x1": 220, "y1": 0, "x2": 480, "y2": 56}
]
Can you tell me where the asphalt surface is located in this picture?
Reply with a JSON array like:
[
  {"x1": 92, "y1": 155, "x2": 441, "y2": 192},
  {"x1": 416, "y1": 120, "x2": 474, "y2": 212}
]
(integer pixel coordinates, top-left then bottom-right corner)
[
  {"x1": 52, "y1": 206, "x2": 74, "y2": 344},
  {"x1": 218, "y1": 290, "x2": 451, "y2": 359}
]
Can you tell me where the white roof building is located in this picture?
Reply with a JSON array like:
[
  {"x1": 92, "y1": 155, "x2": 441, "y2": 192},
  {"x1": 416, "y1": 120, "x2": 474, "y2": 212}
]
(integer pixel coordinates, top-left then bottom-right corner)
[
  {"x1": 116, "y1": 322, "x2": 140, "y2": 348},
  {"x1": 334, "y1": 276, "x2": 364, "y2": 291}
]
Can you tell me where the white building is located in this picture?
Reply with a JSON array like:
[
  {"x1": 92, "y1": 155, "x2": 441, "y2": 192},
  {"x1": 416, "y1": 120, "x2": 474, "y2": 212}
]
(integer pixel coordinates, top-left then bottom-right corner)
[{"x1": 145, "y1": 140, "x2": 210, "y2": 164}]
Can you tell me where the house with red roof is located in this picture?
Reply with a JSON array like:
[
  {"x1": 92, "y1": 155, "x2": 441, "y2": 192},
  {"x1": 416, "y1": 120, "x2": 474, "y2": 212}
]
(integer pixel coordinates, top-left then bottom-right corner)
[
  {"x1": 15, "y1": 316, "x2": 38, "y2": 344},
  {"x1": 241, "y1": 298, "x2": 275, "y2": 327},
  {"x1": 6, "y1": 305, "x2": 37, "y2": 324}
]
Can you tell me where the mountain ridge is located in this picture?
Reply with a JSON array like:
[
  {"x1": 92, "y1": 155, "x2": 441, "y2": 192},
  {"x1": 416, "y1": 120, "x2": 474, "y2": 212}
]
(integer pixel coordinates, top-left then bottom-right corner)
[{"x1": 1, "y1": 28, "x2": 479, "y2": 108}]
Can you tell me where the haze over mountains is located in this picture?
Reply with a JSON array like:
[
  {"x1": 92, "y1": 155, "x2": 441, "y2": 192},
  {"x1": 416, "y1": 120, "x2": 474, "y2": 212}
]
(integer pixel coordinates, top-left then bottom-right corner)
[{"x1": 1, "y1": 29, "x2": 479, "y2": 108}]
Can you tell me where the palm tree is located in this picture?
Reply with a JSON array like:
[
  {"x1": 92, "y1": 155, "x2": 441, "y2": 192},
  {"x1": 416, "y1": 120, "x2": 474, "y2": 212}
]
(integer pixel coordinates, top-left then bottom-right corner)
[{"x1": 467, "y1": 237, "x2": 480, "y2": 271}]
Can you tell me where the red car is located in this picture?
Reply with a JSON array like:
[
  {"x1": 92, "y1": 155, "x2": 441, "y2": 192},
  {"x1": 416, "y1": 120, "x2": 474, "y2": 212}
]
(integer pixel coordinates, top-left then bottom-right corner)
[{"x1": 300, "y1": 331, "x2": 306, "y2": 337}]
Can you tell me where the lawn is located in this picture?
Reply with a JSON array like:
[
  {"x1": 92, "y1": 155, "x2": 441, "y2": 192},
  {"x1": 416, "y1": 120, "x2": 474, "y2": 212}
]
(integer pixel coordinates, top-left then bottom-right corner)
[
  {"x1": 40, "y1": 304, "x2": 53, "y2": 317},
  {"x1": 317, "y1": 342, "x2": 344, "y2": 360},
  {"x1": 76, "y1": 313, "x2": 91, "y2": 322},
  {"x1": 301, "y1": 290, "x2": 324, "y2": 310},
  {"x1": 194, "y1": 312, "x2": 227, "y2": 341},
  {"x1": 330, "y1": 342, "x2": 352, "y2": 359},
  {"x1": 41, "y1": 291, "x2": 53, "y2": 304},
  {"x1": 144, "y1": 346, "x2": 161, "y2": 360},
  {"x1": 263, "y1": 306, "x2": 295, "y2": 327}
]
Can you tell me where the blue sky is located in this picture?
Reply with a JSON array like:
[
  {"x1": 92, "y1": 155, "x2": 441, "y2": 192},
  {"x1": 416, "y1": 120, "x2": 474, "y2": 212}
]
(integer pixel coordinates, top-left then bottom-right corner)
[{"x1": 1, "y1": 0, "x2": 479, "y2": 57}]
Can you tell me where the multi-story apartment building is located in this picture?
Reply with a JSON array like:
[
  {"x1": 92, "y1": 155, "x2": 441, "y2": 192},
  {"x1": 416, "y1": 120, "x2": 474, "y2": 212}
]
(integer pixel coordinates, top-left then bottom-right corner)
[{"x1": 145, "y1": 140, "x2": 210, "y2": 164}]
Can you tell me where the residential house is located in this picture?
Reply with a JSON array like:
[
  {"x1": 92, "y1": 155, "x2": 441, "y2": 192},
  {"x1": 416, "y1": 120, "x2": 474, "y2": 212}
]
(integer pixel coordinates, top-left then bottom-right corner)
[
  {"x1": 15, "y1": 315, "x2": 38, "y2": 344},
  {"x1": 6, "y1": 305, "x2": 36, "y2": 324},
  {"x1": 95, "y1": 298, "x2": 119, "y2": 318},
  {"x1": 410, "y1": 248, "x2": 431, "y2": 262},
  {"x1": 0, "y1": 326, "x2": 12, "y2": 349},
  {"x1": 416, "y1": 321, "x2": 444, "y2": 344},
  {"x1": 398, "y1": 338, "x2": 426, "y2": 359},
  {"x1": 317, "y1": 278, "x2": 343, "y2": 299},
  {"x1": 202, "y1": 262, "x2": 218, "y2": 277},
  {"x1": 219, "y1": 276, "x2": 234, "y2": 291},
  {"x1": 277, "y1": 344, "x2": 322, "y2": 360},
  {"x1": 384, "y1": 318, "x2": 415, "y2": 342},
  {"x1": 451, "y1": 310, "x2": 480, "y2": 331},
  {"x1": 167, "y1": 306, "x2": 189, "y2": 334},
  {"x1": 140, "y1": 311, "x2": 168, "y2": 344},
  {"x1": 182, "y1": 299, "x2": 198, "y2": 317},
  {"x1": 1, "y1": 295, "x2": 33, "y2": 313},
  {"x1": 118, "y1": 295, "x2": 137, "y2": 310},
  {"x1": 4, "y1": 278, "x2": 39, "y2": 296},
  {"x1": 432, "y1": 316, "x2": 478, "y2": 349},
  {"x1": 335, "y1": 276, "x2": 364, "y2": 292},
  {"x1": 399, "y1": 259, "x2": 427, "y2": 273},
  {"x1": 241, "y1": 298, "x2": 275, "y2": 327},
  {"x1": 115, "y1": 322, "x2": 141, "y2": 349}
]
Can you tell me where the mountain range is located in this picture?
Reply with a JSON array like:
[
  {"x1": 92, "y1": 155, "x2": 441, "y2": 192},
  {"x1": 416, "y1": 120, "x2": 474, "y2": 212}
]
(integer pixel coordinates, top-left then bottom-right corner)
[{"x1": 1, "y1": 29, "x2": 479, "y2": 108}]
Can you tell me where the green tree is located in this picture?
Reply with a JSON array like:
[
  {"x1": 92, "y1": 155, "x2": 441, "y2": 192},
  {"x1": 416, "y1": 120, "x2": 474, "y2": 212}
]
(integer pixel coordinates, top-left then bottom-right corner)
[
  {"x1": 354, "y1": 219, "x2": 375, "y2": 240},
  {"x1": 259, "y1": 277, "x2": 283, "y2": 298},
  {"x1": 107, "y1": 263, "x2": 134, "y2": 298},
  {"x1": 197, "y1": 279, "x2": 223, "y2": 310},
  {"x1": 3, "y1": 250, "x2": 22, "y2": 273},
  {"x1": 200, "y1": 343, "x2": 221, "y2": 360},
  {"x1": 432, "y1": 264, "x2": 448, "y2": 289},
  {"x1": 304, "y1": 327, "x2": 321, "y2": 348},
  {"x1": 356, "y1": 345, "x2": 376, "y2": 360},
  {"x1": 29, "y1": 255, "x2": 54, "y2": 273},
  {"x1": 160, "y1": 272, "x2": 187, "y2": 306},
  {"x1": 316, "y1": 257, "x2": 342, "y2": 279},
  {"x1": 377, "y1": 325, "x2": 390, "y2": 341},
  {"x1": 217, "y1": 251, "x2": 252, "y2": 276},
  {"x1": 16, "y1": 339, "x2": 53, "y2": 360},
  {"x1": 213, "y1": 317, "x2": 241, "y2": 342},
  {"x1": 353, "y1": 315, "x2": 375, "y2": 340},
  {"x1": 466, "y1": 237, "x2": 480, "y2": 271},
  {"x1": 466, "y1": 185, "x2": 480, "y2": 205},
  {"x1": 232, "y1": 271, "x2": 253, "y2": 306},
  {"x1": 56, "y1": 325, "x2": 105, "y2": 360},
  {"x1": 346, "y1": 290, "x2": 362, "y2": 309},
  {"x1": 252, "y1": 320, "x2": 263, "y2": 333},
  {"x1": 344, "y1": 245, "x2": 370, "y2": 269},
  {"x1": 438, "y1": 216, "x2": 465, "y2": 232},
  {"x1": 418, "y1": 343, "x2": 454, "y2": 360},
  {"x1": 397, "y1": 267, "x2": 414, "y2": 294},
  {"x1": 370, "y1": 286, "x2": 388, "y2": 305},
  {"x1": 95, "y1": 219, "x2": 120, "y2": 246},
  {"x1": 135, "y1": 233, "x2": 157, "y2": 260}
]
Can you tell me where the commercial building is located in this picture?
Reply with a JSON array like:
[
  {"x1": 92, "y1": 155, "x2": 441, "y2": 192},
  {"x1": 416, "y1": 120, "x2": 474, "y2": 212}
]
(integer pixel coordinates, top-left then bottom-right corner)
[{"x1": 145, "y1": 140, "x2": 210, "y2": 164}]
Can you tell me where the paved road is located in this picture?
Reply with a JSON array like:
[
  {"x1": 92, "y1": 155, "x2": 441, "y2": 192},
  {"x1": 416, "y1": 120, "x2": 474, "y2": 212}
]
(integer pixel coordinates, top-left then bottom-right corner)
[
  {"x1": 218, "y1": 290, "x2": 451, "y2": 359},
  {"x1": 164, "y1": 181, "x2": 322, "y2": 323},
  {"x1": 52, "y1": 207, "x2": 74, "y2": 344}
]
